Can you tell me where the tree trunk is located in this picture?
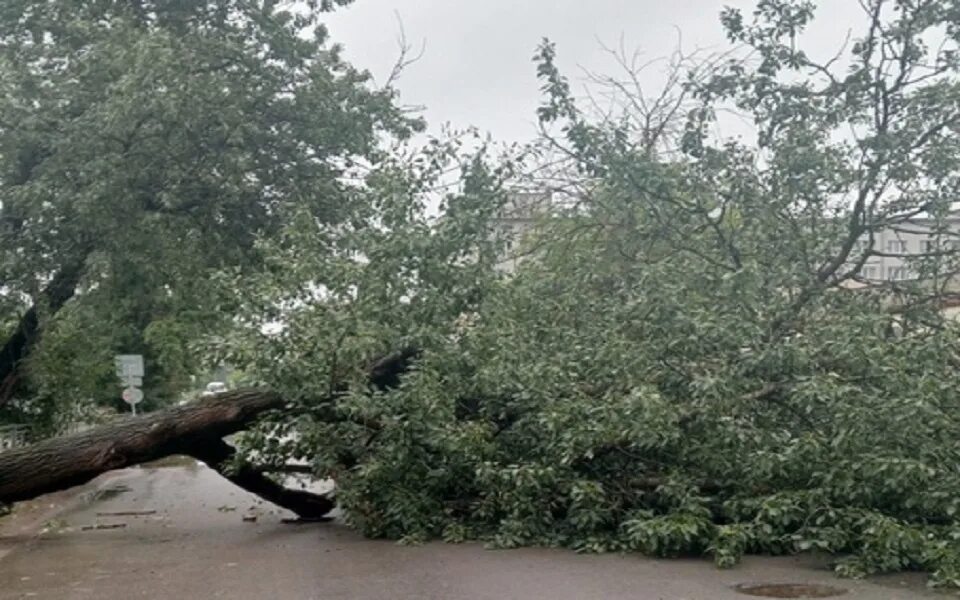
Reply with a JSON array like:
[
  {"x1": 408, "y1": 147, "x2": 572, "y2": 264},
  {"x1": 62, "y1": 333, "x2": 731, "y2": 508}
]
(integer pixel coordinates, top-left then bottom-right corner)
[
  {"x1": 189, "y1": 437, "x2": 334, "y2": 519},
  {"x1": 0, "y1": 347, "x2": 419, "y2": 517},
  {"x1": 0, "y1": 257, "x2": 88, "y2": 406},
  {"x1": 0, "y1": 389, "x2": 331, "y2": 518}
]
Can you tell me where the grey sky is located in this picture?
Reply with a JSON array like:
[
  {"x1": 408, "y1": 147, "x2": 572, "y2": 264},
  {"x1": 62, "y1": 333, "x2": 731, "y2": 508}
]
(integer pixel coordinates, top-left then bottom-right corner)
[{"x1": 322, "y1": 1, "x2": 867, "y2": 144}]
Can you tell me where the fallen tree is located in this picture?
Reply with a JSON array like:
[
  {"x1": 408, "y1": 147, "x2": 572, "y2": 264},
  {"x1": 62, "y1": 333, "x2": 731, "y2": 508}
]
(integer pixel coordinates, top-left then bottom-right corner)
[
  {"x1": 0, "y1": 348, "x2": 418, "y2": 518},
  {"x1": 0, "y1": 389, "x2": 336, "y2": 518}
]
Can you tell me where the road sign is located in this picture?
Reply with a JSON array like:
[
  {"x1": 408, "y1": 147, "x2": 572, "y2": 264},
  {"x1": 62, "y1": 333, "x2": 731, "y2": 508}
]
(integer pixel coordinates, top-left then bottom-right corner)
[
  {"x1": 122, "y1": 386, "x2": 144, "y2": 405},
  {"x1": 115, "y1": 355, "x2": 144, "y2": 378},
  {"x1": 115, "y1": 355, "x2": 145, "y2": 415}
]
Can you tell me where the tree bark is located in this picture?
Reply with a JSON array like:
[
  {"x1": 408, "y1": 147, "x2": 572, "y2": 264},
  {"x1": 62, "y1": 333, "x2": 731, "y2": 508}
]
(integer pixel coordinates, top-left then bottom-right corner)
[
  {"x1": 189, "y1": 437, "x2": 334, "y2": 519},
  {"x1": 0, "y1": 347, "x2": 419, "y2": 516},
  {"x1": 0, "y1": 389, "x2": 333, "y2": 518}
]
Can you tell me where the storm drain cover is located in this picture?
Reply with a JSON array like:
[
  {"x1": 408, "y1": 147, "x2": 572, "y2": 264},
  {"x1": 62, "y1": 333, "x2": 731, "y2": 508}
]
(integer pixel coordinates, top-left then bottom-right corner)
[{"x1": 733, "y1": 583, "x2": 848, "y2": 598}]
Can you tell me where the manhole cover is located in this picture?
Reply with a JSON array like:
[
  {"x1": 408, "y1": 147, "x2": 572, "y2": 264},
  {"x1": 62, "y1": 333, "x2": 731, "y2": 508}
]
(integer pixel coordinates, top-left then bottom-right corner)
[{"x1": 733, "y1": 583, "x2": 848, "y2": 598}]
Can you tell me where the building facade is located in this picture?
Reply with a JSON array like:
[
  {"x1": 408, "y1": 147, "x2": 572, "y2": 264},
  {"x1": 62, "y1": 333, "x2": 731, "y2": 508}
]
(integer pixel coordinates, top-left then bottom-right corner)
[
  {"x1": 853, "y1": 214, "x2": 960, "y2": 283},
  {"x1": 491, "y1": 191, "x2": 551, "y2": 274}
]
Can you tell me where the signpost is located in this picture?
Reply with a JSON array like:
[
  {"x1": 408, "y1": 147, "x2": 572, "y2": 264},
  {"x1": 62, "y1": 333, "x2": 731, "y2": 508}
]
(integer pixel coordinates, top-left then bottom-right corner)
[
  {"x1": 115, "y1": 355, "x2": 145, "y2": 415},
  {"x1": 122, "y1": 386, "x2": 144, "y2": 411},
  {"x1": 114, "y1": 355, "x2": 144, "y2": 381}
]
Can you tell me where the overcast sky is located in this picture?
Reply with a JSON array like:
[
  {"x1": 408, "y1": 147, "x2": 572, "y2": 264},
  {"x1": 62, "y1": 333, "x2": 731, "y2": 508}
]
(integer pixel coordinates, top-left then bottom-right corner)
[{"x1": 321, "y1": 1, "x2": 867, "y2": 144}]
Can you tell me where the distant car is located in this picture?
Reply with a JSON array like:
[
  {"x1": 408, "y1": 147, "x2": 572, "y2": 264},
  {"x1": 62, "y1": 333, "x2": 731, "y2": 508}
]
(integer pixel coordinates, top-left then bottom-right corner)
[{"x1": 200, "y1": 381, "x2": 228, "y2": 397}]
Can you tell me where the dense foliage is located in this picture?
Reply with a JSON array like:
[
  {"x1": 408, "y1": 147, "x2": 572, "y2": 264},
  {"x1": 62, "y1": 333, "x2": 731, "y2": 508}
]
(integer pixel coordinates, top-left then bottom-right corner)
[
  {"x1": 0, "y1": 0, "x2": 418, "y2": 428},
  {"x1": 218, "y1": 0, "x2": 960, "y2": 587},
  {"x1": 4, "y1": 0, "x2": 960, "y2": 588}
]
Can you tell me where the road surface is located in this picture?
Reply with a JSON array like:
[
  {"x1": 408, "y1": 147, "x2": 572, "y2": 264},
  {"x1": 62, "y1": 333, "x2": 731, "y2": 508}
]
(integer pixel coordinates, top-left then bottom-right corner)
[{"x1": 0, "y1": 462, "x2": 942, "y2": 599}]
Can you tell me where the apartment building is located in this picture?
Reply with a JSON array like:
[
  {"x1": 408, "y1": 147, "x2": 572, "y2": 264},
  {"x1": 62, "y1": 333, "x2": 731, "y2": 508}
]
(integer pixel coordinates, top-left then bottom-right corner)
[
  {"x1": 491, "y1": 191, "x2": 551, "y2": 273},
  {"x1": 852, "y1": 214, "x2": 960, "y2": 283}
]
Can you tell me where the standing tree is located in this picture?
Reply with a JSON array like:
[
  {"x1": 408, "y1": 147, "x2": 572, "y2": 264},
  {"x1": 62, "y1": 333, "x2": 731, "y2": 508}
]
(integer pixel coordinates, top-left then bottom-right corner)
[{"x1": 0, "y1": 0, "x2": 420, "y2": 423}]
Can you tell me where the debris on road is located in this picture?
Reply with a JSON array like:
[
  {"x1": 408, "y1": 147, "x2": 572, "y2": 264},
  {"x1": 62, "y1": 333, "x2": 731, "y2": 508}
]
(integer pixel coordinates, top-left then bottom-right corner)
[
  {"x1": 95, "y1": 511, "x2": 157, "y2": 517},
  {"x1": 280, "y1": 516, "x2": 333, "y2": 524},
  {"x1": 80, "y1": 523, "x2": 127, "y2": 531}
]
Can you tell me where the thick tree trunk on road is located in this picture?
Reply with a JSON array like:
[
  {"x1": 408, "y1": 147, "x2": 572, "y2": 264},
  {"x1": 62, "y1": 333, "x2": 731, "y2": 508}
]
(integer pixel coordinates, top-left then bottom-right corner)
[
  {"x1": 0, "y1": 347, "x2": 419, "y2": 517},
  {"x1": 0, "y1": 389, "x2": 333, "y2": 518}
]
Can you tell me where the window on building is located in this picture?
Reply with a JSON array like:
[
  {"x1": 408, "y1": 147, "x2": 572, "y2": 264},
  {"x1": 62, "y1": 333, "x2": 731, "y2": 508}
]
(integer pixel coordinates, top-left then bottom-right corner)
[
  {"x1": 921, "y1": 239, "x2": 935, "y2": 253},
  {"x1": 887, "y1": 266, "x2": 906, "y2": 281},
  {"x1": 860, "y1": 265, "x2": 877, "y2": 280},
  {"x1": 886, "y1": 239, "x2": 907, "y2": 253}
]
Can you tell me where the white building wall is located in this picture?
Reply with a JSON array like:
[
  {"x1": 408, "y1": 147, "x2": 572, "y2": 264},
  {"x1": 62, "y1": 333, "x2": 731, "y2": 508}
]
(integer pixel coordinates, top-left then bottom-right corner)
[
  {"x1": 491, "y1": 192, "x2": 550, "y2": 274},
  {"x1": 854, "y1": 217, "x2": 960, "y2": 283}
]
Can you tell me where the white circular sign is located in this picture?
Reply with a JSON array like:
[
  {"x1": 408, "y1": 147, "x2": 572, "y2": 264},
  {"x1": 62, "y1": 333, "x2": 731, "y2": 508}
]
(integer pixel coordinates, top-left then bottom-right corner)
[{"x1": 122, "y1": 386, "x2": 144, "y2": 405}]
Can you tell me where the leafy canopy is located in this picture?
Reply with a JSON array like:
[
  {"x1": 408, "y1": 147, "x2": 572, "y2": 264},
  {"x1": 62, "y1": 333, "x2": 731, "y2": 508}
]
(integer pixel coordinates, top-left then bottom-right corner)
[
  {"x1": 0, "y1": 0, "x2": 419, "y2": 426},
  {"x1": 224, "y1": 0, "x2": 960, "y2": 587}
]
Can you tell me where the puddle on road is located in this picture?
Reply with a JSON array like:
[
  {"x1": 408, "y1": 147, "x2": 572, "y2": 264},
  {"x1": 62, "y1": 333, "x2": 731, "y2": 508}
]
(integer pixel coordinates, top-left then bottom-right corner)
[{"x1": 733, "y1": 582, "x2": 848, "y2": 598}]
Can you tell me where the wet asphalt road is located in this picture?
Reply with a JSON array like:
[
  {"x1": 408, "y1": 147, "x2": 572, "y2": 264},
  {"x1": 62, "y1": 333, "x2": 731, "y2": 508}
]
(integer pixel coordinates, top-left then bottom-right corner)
[{"x1": 0, "y1": 463, "x2": 942, "y2": 599}]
